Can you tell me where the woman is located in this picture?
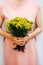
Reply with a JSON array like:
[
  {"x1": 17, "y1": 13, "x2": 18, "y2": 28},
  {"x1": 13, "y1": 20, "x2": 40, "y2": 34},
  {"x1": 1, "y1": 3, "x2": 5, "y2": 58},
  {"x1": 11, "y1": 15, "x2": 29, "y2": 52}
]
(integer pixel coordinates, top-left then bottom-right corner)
[{"x1": 0, "y1": 0, "x2": 42, "y2": 65}]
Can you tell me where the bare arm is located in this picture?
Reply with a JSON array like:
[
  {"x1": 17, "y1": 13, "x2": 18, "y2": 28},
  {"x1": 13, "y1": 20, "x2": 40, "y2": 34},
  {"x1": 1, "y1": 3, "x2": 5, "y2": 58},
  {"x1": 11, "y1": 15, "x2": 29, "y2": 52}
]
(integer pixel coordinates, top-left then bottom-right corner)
[
  {"x1": 28, "y1": 9, "x2": 42, "y2": 39},
  {"x1": 0, "y1": 15, "x2": 25, "y2": 45},
  {"x1": 0, "y1": 16, "x2": 11, "y2": 38},
  {"x1": 14, "y1": 9, "x2": 42, "y2": 46},
  {"x1": 20, "y1": 8, "x2": 42, "y2": 45},
  {"x1": 0, "y1": 15, "x2": 18, "y2": 42}
]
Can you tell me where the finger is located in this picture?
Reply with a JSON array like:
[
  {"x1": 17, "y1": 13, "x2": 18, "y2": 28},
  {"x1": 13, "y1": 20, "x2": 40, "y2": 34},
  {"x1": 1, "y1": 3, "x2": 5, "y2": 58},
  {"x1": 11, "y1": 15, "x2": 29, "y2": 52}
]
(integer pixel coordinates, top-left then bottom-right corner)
[
  {"x1": 13, "y1": 44, "x2": 17, "y2": 48},
  {"x1": 20, "y1": 42, "x2": 25, "y2": 46},
  {"x1": 15, "y1": 41, "x2": 24, "y2": 46},
  {"x1": 16, "y1": 40, "x2": 24, "y2": 42},
  {"x1": 17, "y1": 37, "x2": 23, "y2": 40}
]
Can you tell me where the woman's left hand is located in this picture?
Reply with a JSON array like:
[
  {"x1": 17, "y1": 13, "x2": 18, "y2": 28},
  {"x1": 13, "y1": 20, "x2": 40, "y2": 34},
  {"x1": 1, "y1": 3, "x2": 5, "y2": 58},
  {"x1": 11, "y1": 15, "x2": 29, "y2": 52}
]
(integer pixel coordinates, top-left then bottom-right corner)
[{"x1": 17, "y1": 36, "x2": 30, "y2": 46}]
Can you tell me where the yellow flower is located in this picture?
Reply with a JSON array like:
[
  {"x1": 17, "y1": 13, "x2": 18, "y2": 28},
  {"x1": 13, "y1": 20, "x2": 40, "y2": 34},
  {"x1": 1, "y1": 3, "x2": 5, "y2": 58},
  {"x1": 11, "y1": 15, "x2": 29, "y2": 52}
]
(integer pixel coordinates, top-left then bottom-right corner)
[{"x1": 6, "y1": 17, "x2": 33, "y2": 32}]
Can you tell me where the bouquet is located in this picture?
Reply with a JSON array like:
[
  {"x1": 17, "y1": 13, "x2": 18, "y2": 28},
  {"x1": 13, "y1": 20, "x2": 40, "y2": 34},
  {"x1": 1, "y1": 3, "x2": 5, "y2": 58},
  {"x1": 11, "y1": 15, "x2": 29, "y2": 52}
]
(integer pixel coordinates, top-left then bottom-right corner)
[{"x1": 6, "y1": 17, "x2": 33, "y2": 52}]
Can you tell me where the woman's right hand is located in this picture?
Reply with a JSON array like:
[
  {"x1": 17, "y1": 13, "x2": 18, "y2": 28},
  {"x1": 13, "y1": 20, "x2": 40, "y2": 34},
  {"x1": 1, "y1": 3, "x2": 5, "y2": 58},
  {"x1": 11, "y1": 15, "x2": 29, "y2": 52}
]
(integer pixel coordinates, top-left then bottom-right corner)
[
  {"x1": 9, "y1": 35, "x2": 25, "y2": 46},
  {"x1": 0, "y1": 16, "x2": 25, "y2": 46},
  {"x1": 0, "y1": 28, "x2": 25, "y2": 46}
]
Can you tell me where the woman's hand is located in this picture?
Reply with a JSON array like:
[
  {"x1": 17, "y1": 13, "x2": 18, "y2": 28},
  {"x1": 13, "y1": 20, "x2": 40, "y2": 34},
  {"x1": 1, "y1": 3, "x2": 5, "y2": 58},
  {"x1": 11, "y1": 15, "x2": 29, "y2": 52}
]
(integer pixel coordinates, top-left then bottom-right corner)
[
  {"x1": 0, "y1": 28, "x2": 27, "y2": 46},
  {"x1": 16, "y1": 36, "x2": 30, "y2": 46},
  {"x1": 12, "y1": 37, "x2": 25, "y2": 46},
  {"x1": 0, "y1": 28, "x2": 17, "y2": 43}
]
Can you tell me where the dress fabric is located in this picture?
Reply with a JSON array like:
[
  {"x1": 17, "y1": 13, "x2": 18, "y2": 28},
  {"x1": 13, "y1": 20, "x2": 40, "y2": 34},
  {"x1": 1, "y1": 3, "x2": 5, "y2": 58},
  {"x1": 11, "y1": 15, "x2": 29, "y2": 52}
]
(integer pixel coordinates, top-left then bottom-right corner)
[{"x1": 0, "y1": 0, "x2": 40, "y2": 65}]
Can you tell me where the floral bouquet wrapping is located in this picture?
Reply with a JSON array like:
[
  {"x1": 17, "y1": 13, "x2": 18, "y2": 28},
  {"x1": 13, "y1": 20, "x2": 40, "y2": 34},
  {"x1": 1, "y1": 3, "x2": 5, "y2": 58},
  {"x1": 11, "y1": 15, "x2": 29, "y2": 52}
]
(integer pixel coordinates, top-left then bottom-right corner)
[{"x1": 6, "y1": 17, "x2": 33, "y2": 52}]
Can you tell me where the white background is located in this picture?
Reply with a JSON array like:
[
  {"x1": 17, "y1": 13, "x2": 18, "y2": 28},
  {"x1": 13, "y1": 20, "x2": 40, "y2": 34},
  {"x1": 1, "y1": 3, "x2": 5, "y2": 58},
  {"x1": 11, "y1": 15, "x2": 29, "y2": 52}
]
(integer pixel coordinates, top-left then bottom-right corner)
[{"x1": 0, "y1": 0, "x2": 43, "y2": 65}]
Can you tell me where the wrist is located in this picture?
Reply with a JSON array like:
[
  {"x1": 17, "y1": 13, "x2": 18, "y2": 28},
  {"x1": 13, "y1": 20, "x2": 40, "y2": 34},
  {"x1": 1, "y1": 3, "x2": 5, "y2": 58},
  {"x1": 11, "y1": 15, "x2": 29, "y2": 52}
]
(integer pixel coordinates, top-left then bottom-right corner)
[
  {"x1": 27, "y1": 33, "x2": 33, "y2": 39},
  {"x1": 0, "y1": 28, "x2": 5, "y2": 36},
  {"x1": 0, "y1": 29, "x2": 11, "y2": 38}
]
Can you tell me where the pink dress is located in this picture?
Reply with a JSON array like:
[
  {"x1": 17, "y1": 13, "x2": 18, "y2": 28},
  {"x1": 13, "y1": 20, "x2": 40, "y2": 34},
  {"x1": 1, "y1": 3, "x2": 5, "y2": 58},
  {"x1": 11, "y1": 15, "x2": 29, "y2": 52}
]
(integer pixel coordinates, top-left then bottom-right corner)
[{"x1": 0, "y1": 0, "x2": 40, "y2": 65}]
